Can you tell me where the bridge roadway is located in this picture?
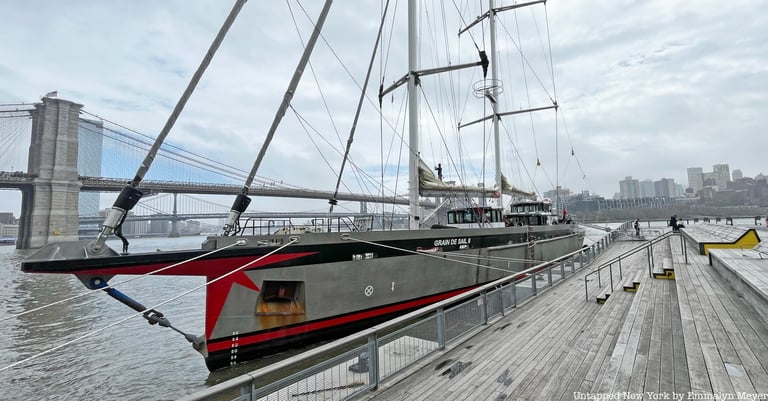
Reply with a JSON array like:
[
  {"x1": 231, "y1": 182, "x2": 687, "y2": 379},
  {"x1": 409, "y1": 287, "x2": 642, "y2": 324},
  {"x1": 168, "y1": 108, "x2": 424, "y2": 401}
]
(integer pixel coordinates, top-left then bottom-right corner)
[{"x1": 0, "y1": 172, "x2": 437, "y2": 207}]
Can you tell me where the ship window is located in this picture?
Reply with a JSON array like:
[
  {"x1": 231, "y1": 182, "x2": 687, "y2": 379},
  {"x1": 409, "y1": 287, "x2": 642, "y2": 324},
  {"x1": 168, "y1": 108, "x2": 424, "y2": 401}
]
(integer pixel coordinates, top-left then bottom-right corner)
[
  {"x1": 352, "y1": 252, "x2": 376, "y2": 261},
  {"x1": 448, "y1": 211, "x2": 457, "y2": 224}
]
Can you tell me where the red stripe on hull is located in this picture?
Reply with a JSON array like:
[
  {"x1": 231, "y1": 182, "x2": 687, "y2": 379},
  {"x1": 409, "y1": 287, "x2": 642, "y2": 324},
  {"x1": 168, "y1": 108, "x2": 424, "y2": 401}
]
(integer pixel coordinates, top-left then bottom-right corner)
[{"x1": 206, "y1": 287, "x2": 474, "y2": 353}]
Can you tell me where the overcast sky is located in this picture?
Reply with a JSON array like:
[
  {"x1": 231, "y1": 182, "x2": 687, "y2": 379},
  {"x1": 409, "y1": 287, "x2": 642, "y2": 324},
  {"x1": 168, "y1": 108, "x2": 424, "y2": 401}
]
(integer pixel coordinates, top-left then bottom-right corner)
[{"x1": 1, "y1": 0, "x2": 766, "y2": 217}]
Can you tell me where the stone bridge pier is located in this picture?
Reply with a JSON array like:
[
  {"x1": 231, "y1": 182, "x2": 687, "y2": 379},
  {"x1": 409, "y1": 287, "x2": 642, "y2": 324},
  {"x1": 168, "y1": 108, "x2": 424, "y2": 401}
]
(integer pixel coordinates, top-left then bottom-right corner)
[{"x1": 17, "y1": 97, "x2": 82, "y2": 249}]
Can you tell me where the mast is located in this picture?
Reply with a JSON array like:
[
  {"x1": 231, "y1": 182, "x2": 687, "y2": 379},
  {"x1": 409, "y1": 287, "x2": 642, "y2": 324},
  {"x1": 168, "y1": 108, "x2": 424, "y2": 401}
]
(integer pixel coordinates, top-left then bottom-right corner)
[
  {"x1": 489, "y1": 0, "x2": 502, "y2": 204},
  {"x1": 407, "y1": 0, "x2": 420, "y2": 230},
  {"x1": 222, "y1": 0, "x2": 334, "y2": 235}
]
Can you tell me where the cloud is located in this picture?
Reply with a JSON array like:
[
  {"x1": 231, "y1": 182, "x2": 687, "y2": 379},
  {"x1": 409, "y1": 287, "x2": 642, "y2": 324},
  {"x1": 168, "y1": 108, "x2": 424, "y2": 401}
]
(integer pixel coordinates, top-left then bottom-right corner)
[{"x1": 1, "y1": 0, "x2": 766, "y2": 218}]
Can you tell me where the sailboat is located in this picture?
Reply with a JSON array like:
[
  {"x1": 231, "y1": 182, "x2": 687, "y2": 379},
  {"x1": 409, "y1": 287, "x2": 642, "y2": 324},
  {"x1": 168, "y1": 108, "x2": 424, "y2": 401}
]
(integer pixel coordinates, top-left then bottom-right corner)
[{"x1": 21, "y1": 0, "x2": 583, "y2": 371}]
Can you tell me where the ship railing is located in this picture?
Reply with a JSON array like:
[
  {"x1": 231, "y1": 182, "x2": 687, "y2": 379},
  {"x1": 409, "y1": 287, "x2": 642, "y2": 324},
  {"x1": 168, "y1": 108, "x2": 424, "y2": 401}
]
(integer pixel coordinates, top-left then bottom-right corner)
[
  {"x1": 179, "y1": 232, "x2": 619, "y2": 401},
  {"x1": 238, "y1": 215, "x2": 377, "y2": 236},
  {"x1": 583, "y1": 231, "x2": 688, "y2": 302}
]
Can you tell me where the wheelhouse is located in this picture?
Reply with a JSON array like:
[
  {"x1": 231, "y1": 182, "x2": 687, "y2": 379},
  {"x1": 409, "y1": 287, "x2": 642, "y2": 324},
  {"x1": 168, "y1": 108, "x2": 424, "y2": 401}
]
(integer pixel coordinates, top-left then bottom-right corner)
[
  {"x1": 446, "y1": 206, "x2": 504, "y2": 225},
  {"x1": 504, "y1": 200, "x2": 556, "y2": 227}
]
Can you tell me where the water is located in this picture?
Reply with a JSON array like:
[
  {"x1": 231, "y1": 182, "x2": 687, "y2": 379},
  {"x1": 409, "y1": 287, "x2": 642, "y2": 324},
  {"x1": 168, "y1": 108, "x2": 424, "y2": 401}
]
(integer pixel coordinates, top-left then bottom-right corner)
[{"x1": 0, "y1": 236, "x2": 289, "y2": 401}]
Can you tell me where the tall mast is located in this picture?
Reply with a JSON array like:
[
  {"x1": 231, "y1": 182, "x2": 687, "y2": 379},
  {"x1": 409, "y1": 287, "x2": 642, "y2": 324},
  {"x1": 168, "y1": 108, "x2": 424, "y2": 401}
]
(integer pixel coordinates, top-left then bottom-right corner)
[
  {"x1": 489, "y1": 0, "x2": 502, "y2": 203},
  {"x1": 407, "y1": 0, "x2": 420, "y2": 229}
]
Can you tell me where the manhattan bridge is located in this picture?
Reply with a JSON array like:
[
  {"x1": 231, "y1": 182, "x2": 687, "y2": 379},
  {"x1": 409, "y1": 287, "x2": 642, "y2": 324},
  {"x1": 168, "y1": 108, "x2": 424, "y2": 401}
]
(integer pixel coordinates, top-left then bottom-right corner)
[{"x1": 0, "y1": 97, "x2": 411, "y2": 248}]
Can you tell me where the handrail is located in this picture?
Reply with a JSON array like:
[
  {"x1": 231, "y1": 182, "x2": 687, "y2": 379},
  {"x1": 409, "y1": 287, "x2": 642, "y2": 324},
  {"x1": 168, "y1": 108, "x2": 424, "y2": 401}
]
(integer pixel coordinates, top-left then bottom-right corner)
[
  {"x1": 583, "y1": 231, "x2": 687, "y2": 301},
  {"x1": 180, "y1": 230, "x2": 616, "y2": 401}
]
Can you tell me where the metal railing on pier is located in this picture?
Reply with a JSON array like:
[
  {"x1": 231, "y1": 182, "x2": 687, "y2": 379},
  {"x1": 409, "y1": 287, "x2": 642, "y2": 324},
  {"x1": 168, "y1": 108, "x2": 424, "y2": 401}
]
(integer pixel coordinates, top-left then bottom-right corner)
[
  {"x1": 583, "y1": 231, "x2": 688, "y2": 302},
  {"x1": 180, "y1": 231, "x2": 618, "y2": 401}
]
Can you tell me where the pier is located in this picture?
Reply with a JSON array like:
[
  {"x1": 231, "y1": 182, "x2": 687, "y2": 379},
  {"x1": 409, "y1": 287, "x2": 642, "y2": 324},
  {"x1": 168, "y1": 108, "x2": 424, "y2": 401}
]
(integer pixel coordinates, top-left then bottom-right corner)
[{"x1": 185, "y1": 226, "x2": 768, "y2": 400}]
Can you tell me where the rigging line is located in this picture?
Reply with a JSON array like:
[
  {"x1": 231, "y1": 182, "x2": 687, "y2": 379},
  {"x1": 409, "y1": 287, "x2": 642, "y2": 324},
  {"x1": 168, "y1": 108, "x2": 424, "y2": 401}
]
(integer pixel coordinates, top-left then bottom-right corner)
[
  {"x1": 379, "y1": 0, "x2": 400, "y2": 84},
  {"x1": 344, "y1": 235, "x2": 534, "y2": 274},
  {"x1": 496, "y1": 17, "x2": 554, "y2": 103},
  {"x1": 328, "y1": 0, "x2": 391, "y2": 213},
  {"x1": 294, "y1": 0, "x2": 401, "y2": 143},
  {"x1": 559, "y1": 109, "x2": 593, "y2": 191},
  {"x1": 289, "y1": 106, "x2": 407, "y2": 203},
  {"x1": 288, "y1": 2, "x2": 372, "y2": 204},
  {"x1": 0, "y1": 237, "x2": 298, "y2": 373},
  {"x1": 131, "y1": 0, "x2": 247, "y2": 188},
  {"x1": 450, "y1": 0, "x2": 481, "y2": 52},
  {"x1": 544, "y1": 3, "x2": 557, "y2": 103},
  {"x1": 512, "y1": 9, "x2": 541, "y2": 163},
  {"x1": 418, "y1": 85, "x2": 477, "y2": 202},
  {"x1": 286, "y1": 1, "x2": 343, "y2": 151},
  {"x1": 0, "y1": 241, "x2": 245, "y2": 324},
  {"x1": 499, "y1": 118, "x2": 539, "y2": 195}
]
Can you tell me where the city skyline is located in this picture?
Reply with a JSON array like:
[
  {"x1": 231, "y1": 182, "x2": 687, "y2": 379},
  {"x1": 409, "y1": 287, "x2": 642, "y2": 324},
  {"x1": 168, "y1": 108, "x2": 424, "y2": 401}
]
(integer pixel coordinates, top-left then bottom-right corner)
[{"x1": 615, "y1": 162, "x2": 766, "y2": 200}]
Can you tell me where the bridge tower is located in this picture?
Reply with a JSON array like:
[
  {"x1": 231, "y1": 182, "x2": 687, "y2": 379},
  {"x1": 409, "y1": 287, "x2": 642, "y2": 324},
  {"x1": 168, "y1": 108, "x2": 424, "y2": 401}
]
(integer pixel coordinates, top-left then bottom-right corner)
[{"x1": 18, "y1": 97, "x2": 82, "y2": 249}]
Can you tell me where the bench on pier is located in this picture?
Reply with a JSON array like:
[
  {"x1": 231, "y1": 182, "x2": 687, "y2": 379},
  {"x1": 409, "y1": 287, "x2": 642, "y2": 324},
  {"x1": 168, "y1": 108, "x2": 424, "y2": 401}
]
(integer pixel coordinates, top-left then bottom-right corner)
[
  {"x1": 680, "y1": 223, "x2": 761, "y2": 255},
  {"x1": 708, "y1": 244, "x2": 768, "y2": 323}
]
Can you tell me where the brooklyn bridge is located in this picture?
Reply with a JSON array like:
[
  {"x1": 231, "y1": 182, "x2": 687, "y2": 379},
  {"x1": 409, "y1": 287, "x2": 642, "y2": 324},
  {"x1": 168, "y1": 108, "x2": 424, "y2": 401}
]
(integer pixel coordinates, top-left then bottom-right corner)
[{"x1": 0, "y1": 97, "x2": 415, "y2": 248}]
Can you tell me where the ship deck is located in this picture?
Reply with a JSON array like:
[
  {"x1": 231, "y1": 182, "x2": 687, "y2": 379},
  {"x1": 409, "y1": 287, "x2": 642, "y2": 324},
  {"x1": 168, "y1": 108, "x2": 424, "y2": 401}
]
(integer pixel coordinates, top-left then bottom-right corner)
[{"x1": 360, "y1": 232, "x2": 768, "y2": 400}]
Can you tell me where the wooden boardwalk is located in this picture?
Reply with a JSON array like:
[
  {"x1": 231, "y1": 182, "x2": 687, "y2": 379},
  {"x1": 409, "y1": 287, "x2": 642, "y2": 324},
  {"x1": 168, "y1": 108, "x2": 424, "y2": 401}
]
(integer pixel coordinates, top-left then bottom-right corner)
[{"x1": 361, "y1": 235, "x2": 768, "y2": 401}]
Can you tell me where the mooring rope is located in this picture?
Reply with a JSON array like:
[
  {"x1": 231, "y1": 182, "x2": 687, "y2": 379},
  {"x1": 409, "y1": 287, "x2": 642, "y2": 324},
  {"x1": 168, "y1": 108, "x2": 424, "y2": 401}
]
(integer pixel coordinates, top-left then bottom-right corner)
[{"x1": 0, "y1": 237, "x2": 298, "y2": 372}]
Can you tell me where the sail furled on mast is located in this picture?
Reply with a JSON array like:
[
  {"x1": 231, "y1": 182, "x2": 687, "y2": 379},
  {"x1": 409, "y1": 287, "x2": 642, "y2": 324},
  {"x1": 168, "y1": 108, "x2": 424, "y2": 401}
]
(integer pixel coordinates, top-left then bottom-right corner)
[
  {"x1": 500, "y1": 173, "x2": 536, "y2": 199},
  {"x1": 417, "y1": 159, "x2": 499, "y2": 198}
]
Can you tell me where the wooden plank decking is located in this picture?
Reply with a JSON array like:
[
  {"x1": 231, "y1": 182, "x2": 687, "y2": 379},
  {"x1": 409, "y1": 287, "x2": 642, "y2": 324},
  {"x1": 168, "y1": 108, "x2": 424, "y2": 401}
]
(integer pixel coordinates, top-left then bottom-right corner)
[{"x1": 361, "y1": 236, "x2": 768, "y2": 401}]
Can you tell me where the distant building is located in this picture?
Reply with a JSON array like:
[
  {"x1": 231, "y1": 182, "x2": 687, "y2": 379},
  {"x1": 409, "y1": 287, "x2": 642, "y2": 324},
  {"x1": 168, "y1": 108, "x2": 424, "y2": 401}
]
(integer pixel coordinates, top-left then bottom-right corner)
[
  {"x1": 687, "y1": 167, "x2": 703, "y2": 192},
  {"x1": 0, "y1": 223, "x2": 19, "y2": 238},
  {"x1": 619, "y1": 176, "x2": 640, "y2": 199},
  {"x1": 713, "y1": 164, "x2": 730, "y2": 189},
  {"x1": 702, "y1": 172, "x2": 719, "y2": 189},
  {"x1": 543, "y1": 186, "x2": 571, "y2": 213},
  {"x1": 639, "y1": 180, "x2": 655, "y2": 198},
  {"x1": 150, "y1": 218, "x2": 170, "y2": 234},
  {"x1": 654, "y1": 178, "x2": 676, "y2": 199},
  {"x1": 0, "y1": 212, "x2": 16, "y2": 224},
  {"x1": 732, "y1": 169, "x2": 743, "y2": 180}
]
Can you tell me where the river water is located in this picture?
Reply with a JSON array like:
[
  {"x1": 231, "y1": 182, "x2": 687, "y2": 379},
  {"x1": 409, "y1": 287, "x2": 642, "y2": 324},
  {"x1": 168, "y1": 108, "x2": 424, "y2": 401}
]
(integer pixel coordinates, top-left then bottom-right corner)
[
  {"x1": 2, "y1": 219, "x2": 765, "y2": 400},
  {"x1": 0, "y1": 236, "x2": 293, "y2": 401}
]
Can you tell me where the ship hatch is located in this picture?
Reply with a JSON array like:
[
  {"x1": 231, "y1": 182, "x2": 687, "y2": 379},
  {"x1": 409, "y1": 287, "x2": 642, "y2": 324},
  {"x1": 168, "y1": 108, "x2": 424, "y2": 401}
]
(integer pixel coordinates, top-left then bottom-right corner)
[{"x1": 255, "y1": 281, "x2": 306, "y2": 316}]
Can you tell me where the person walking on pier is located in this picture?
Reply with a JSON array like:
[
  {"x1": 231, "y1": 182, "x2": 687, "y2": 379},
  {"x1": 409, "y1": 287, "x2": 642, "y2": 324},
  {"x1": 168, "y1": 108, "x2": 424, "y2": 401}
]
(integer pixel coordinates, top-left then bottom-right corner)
[{"x1": 634, "y1": 218, "x2": 640, "y2": 237}]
